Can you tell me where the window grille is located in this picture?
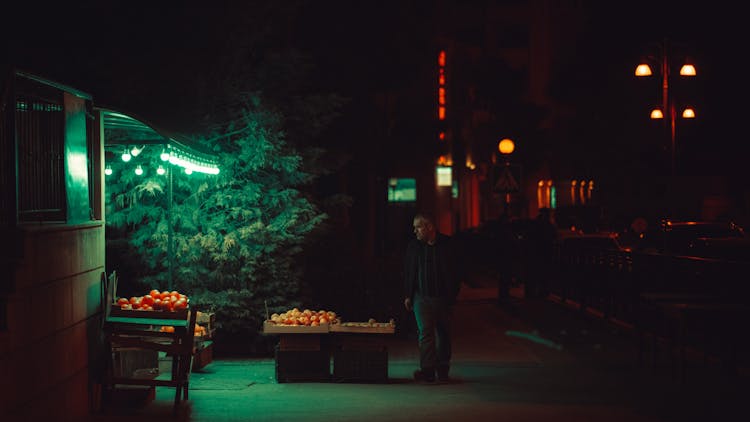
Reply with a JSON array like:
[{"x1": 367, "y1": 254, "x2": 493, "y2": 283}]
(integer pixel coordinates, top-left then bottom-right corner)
[{"x1": 16, "y1": 95, "x2": 66, "y2": 222}]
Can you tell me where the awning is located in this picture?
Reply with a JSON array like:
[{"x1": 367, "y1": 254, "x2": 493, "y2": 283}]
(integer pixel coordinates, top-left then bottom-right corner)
[{"x1": 99, "y1": 108, "x2": 220, "y2": 175}]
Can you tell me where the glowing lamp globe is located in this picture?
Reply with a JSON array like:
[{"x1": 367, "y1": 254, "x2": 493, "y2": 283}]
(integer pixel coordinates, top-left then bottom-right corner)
[{"x1": 498, "y1": 138, "x2": 515, "y2": 155}]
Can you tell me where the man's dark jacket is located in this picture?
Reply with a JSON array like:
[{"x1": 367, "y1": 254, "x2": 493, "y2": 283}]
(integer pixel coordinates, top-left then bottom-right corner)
[{"x1": 404, "y1": 233, "x2": 463, "y2": 304}]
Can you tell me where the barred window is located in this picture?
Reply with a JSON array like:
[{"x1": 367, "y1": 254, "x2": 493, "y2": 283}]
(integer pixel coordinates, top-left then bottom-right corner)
[{"x1": 16, "y1": 96, "x2": 66, "y2": 222}]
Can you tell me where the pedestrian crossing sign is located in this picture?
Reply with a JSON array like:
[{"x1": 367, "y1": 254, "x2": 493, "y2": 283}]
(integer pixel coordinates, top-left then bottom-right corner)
[{"x1": 493, "y1": 164, "x2": 520, "y2": 193}]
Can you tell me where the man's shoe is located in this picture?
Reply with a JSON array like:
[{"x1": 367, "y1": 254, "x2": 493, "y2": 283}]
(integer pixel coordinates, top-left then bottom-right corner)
[
  {"x1": 436, "y1": 366, "x2": 450, "y2": 382},
  {"x1": 413, "y1": 368, "x2": 435, "y2": 383}
]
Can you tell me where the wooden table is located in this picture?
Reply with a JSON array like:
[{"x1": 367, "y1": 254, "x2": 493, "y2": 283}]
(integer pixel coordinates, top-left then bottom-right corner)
[
  {"x1": 103, "y1": 311, "x2": 197, "y2": 414},
  {"x1": 101, "y1": 272, "x2": 197, "y2": 414}
]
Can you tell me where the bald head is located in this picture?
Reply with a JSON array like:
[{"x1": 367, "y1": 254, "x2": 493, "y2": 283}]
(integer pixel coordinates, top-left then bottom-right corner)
[{"x1": 413, "y1": 213, "x2": 437, "y2": 244}]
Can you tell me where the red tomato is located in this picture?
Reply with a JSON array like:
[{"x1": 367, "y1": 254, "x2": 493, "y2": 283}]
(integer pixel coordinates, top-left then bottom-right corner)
[
  {"x1": 116, "y1": 297, "x2": 129, "y2": 306},
  {"x1": 173, "y1": 299, "x2": 187, "y2": 310},
  {"x1": 141, "y1": 295, "x2": 155, "y2": 306},
  {"x1": 149, "y1": 289, "x2": 160, "y2": 298}
]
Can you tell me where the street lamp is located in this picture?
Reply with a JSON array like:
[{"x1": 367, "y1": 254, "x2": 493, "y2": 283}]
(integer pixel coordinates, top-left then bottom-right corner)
[
  {"x1": 496, "y1": 138, "x2": 516, "y2": 216},
  {"x1": 635, "y1": 38, "x2": 696, "y2": 180},
  {"x1": 498, "y1": 138, "x2": 515, "y2": 155},
  {"x1": 635, "y1": 39, "x2": 696, "y2": 217}
]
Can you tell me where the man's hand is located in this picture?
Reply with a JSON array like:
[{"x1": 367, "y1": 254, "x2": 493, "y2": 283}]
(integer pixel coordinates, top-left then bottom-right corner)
[{"x1": 404, "y1": 297, "x2": 412, "y2": 311}]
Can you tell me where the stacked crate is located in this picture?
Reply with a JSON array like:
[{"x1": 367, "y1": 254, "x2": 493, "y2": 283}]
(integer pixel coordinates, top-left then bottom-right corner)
[
  {"x1": 193, "y1": 312, "x2": 215, "y2": 370},
  {"x1": 275, "y1": 334, "x2": 331, "y2": 382},
  {"x1": 264, "y1": 322, "x2": 331, "y2": 382},
  {"x1": 330, "y1": 324, "x2": 393, "y2": 383},
  {"x1": 262, "y1": 320, "x2": 394, "y2": 383},
  {"x1": 332, "y1": 348, "x2": 388, "y2": 383}
]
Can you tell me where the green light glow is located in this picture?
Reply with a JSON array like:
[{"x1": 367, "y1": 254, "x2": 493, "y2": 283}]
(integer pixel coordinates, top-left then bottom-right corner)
[{"x1": 505, "y1": 330, "x2": 563, "y2": 350}]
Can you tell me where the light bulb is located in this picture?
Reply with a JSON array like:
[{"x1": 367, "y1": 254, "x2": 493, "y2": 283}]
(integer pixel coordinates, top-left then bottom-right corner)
[
  {"x1": 135, "y1": 165, "x2": 143, "y2": 175},
  {"x1": 105, "y1": 166, "x2": 112, "y2": 176},
  {"x1": 121, "y1": 151, "x2": 132, "y2": 162},
  {"x1": 157, "y1": 166, "x2": 166, "y2": 175}
]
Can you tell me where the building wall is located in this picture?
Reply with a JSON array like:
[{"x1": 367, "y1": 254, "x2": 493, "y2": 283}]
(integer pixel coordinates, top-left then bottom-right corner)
[
  {"x1": 0, "y1": 223, "x2": 105, "y2": 421},
  {"x1": 0, "y1": 72, "x2": 105, "y2": 421}
]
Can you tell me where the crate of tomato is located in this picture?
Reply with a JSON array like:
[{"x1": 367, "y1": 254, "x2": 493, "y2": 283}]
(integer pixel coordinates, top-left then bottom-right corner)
[{"x1": 111, "y1": 289, "x2": 190, "y2": 320}]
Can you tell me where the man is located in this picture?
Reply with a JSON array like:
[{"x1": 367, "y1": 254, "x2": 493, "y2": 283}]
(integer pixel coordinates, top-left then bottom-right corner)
[{"x1": 404, "y1": 212, "x2": 463, "y2": 383}]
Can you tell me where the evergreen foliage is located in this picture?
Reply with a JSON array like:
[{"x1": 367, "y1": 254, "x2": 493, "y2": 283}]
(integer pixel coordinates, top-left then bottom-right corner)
[
  {"x1": 103, "y1": 1, "x2": 351, "y2": 352},
  {"x1": 105, "y1": 95, "x2": 345, "y2": 352}
]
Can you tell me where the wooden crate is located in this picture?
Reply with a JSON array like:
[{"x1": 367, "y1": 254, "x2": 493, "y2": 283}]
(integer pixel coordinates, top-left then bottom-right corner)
[
  {"x1": 329, "y1": 322, "x2": 395, "y2": 334},
  {"x1": 274, "y1": 347, "x2": 331, "y2": 383},
  {"x1": 111, "y1": 349, "x2": 159, "y2": 378},
  {"x1": 332, "y1": 349, "x2": 388, "y2": 383},
  {"x1": 263, "y1": 321, "x2": 329, "y2": 334},
  {"x1": 196, "y1": 311, "x2": 216, "y2": 338},
  {"x1": 193, "y1": 341, "x2": 214, "y2": 371},
  {"x1": 110, "y1": 304, "x2": 189, "y2": 320},
  {"x1": 196, "y1": 311, "x2": 215, "y2": 325},
  {"x1": 334, "y1": 333, "x2": 389, "y2": 352},
  {"x1": 278, "y1": 334, "x2": 322, "y2": 351}
]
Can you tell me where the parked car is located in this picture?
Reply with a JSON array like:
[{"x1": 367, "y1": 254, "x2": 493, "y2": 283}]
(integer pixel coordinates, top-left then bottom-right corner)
[
  {"x1": 637, "y1": 219, "x2": 745, "y2": 256},
  {"x1": 686, "y1": 237, "x2": 750, "y2": 262}
]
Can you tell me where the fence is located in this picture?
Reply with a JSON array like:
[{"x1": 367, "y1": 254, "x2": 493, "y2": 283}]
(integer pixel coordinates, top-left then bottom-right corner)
[{"x1": 550, "y1": 242, "x2": 750, "y2": 382}]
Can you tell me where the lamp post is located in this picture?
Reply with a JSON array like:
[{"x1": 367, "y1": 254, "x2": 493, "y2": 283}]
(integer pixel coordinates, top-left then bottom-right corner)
[
  {"x1": 167, "y1": 163, "x2": 174, "y2": 291},
  {"x1": 635, "y1": 38, "x2": 696, "y2": 213},
  {"x1": 496, "y1": 138, "x2": 515, "y2": 217}
]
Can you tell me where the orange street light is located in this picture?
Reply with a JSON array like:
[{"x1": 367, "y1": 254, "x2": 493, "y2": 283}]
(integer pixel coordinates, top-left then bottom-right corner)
[
  {"x1": 635, "y1": 39, "x2": 696, "y2": 181},
  {"x1": 498, "y1": 138, "x2": 515, "y2": 155},
  {"x1": 635, "y1": 38, "x2": 697, "y2": 217}
]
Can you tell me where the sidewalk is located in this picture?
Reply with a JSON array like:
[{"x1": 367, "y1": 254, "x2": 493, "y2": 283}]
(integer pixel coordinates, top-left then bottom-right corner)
[{"x1": 88, "y1": 279, "x2": 746, "y2": 421}]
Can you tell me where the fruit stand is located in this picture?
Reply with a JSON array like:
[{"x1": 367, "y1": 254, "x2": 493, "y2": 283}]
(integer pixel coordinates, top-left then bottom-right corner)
[
  {"x1": 101, "y1": 272, "x2": 198, "y2": 415},
  {"x1": 263, "y1": 308, "x2": 395, "y2": 383}
]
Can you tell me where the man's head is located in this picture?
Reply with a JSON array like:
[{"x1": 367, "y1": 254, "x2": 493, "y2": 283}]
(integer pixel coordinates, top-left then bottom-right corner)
[{"x1": 413, "y1": 213, "x2": 437, "y2": 244}]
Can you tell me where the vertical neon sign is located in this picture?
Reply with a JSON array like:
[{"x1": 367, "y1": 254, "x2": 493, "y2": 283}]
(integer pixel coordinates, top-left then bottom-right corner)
[{"x1": 438, "y1": 50, "x2": 446, "y2": 124}]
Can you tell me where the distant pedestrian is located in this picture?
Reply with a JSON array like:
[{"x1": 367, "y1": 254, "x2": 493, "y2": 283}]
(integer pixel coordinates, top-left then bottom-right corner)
[
  {"x1": 404, "y1": 212, "x2": 463, "y2": 383},
  {"x1": 495, "y1": 213, "x2": 514, "y2": 306},
  {"x1": 526, "y1": 208, "x2": 557, "y2": 298}
]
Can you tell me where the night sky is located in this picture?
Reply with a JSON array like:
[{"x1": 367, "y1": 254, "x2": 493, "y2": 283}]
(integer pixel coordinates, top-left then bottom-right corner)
[{"x1": 3, "y1": 1, "x2": 748, "y2": 201}]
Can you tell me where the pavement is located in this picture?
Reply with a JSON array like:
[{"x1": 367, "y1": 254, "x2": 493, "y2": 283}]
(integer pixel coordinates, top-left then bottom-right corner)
[{"x1": 86, "y1": 276, "x2": 747, "y2": 422}]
